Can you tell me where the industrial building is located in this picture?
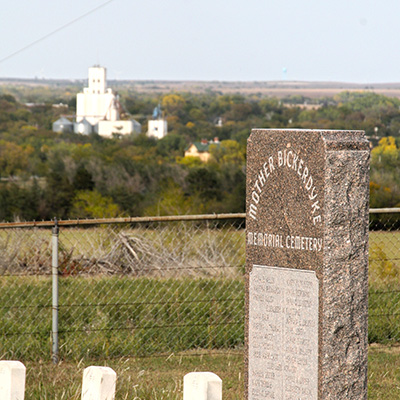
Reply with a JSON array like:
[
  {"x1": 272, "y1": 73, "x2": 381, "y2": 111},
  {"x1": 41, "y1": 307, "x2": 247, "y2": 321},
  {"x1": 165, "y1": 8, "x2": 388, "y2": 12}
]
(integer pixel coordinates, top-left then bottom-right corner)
[{"x1": 53, "y1": 66, "x2": 141, "y2": 137}]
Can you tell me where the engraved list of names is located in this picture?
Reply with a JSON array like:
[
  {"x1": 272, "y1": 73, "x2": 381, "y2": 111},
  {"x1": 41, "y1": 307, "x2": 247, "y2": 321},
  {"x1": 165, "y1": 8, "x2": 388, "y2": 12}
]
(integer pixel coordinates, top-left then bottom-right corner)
[{"x1": 248, "y1": 266, "x2": 318, "y2": 400}]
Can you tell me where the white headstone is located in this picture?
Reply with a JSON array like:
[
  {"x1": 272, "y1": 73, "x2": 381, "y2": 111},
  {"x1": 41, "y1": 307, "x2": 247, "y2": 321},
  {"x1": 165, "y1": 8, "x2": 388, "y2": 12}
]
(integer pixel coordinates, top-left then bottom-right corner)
[
  {"x1": 81, "y1": 366, "x2": 116, "y2": 400},
  {"x1": 0, "y1": 361, "x2": 26, "y2": 400},
  {"x1": 183, "y1": 372, "x2": 222, "y2": 400}
]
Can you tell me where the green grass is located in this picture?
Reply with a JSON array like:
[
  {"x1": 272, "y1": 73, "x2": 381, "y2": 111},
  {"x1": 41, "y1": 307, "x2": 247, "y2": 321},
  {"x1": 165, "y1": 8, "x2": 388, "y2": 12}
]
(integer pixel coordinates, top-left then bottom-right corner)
[
  {"x1": 369, "y1": 290, "x2": 400, "y2": 343},
  {"x1": 0, "y1": 276, "x2": 244, "y2": 361},
  {"x1": 368, "y1": 230, "x2": 400, "y2": 343},
  {"x1": 368, "y1": 345, "x2": 400, "y2": 399},
  {"x1": 369, "y1": 230, "x2": 400, "y2": 288}
]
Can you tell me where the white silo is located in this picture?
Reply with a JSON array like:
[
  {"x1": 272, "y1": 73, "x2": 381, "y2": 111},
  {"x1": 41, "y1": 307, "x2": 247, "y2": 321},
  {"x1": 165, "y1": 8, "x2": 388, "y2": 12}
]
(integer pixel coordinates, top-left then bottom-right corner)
[{"x1": 53, "y1": 117, "x2": 73, "y2": 133}]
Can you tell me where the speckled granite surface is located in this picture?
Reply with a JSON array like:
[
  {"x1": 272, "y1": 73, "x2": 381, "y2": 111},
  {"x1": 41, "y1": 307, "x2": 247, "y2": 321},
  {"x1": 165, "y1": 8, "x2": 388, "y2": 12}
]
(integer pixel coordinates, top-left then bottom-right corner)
[{"x1": 245, "y1": 129, "x2": 370, "y2": 399}]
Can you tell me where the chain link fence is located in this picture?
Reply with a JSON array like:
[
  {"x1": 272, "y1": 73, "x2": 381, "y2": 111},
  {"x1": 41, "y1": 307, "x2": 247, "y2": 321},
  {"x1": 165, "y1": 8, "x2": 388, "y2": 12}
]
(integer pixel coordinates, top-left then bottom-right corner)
[
  {"x1": 0, "y1": 211, "x2": 399, "y2": 362},
  {"x1": 369, "y1": 209, "x2": 400, "y2": 344},
  {"x1": 0, "y1": 214, "x2": 246, "y2": 361}
]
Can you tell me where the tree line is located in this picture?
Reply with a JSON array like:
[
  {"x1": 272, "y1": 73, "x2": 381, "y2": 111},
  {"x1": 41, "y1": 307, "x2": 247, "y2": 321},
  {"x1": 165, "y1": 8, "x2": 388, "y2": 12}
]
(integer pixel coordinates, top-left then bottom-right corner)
[{"x1": 0, "y1": 88, "x2": 399, "y2": 222}]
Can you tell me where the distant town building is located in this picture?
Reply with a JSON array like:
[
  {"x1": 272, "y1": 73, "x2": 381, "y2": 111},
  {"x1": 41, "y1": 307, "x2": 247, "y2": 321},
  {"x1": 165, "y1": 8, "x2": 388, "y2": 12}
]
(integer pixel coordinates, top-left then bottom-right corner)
[
  {"x1": 52, "y1": 116, "x2": 73, "y2": 133},
  {"x1": 97, "y1": 119, "x2": 142, "y2": 137},
  {"x1": 184, "y1": 137, "x2": 220, "y2": 162},
  {"x1": 76, "y1": 66, "x2": 116, "y2": 126},
  {"x1": 147, "y1": 104, "x2": 168, "y2": 139},
  {"x1": 74, "y1": 117, "x2": 92, "y2": 135},
  {"x1": 215, "y1": 117, "x2": 223, "y2": 127},
  {"x1": 52, "y1": 103, "x2": 69, "y2": 109},
  {"x1": 25, "y1": 103, "x2": 45, "y2": 108},
  {"x1": 53, "y1": 66, "x2": 141, "y2": 137}
]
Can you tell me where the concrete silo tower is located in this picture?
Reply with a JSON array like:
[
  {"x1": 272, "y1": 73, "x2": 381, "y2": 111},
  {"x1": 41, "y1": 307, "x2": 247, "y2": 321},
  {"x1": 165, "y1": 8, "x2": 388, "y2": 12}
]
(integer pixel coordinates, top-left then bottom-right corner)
[
  {"x1": 76, "y1": 66, "x2": 116, "y2": 126},
  {"x1": 88, "y1": 66, "x2": 106, "y2": 94},
  {"x1": 74, "y1": 66, "x2": 141, "y2": 137}
]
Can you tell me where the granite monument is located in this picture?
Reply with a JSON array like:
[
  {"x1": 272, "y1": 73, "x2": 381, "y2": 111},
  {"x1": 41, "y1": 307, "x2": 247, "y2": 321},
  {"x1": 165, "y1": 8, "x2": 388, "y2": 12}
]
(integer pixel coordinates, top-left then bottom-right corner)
[{"x1": 246, "y1": 129, "x2": 370, "y2": 399}]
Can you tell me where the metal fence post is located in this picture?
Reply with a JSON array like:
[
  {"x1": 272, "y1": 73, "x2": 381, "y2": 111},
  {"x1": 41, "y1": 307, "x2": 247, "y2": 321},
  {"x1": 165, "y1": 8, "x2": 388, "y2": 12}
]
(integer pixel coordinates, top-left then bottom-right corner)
[{"x1": 52, "y1": 218, "x2": 59, "y2": 363}]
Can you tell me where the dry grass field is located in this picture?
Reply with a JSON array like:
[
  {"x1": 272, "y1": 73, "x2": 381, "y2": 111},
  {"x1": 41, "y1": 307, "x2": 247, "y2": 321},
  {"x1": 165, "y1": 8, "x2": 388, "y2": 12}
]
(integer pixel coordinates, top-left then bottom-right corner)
[
  {"x1": 112, "y1": 80, "x2": 400, "y2": 99},
  {"x1": 3, "y1": 77, "x2": 400, "y2": 98}
]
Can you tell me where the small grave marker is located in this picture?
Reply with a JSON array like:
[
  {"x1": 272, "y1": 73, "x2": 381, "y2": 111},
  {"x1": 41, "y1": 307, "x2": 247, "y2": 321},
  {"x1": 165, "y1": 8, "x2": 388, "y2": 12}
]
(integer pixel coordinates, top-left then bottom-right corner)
[
  {"x1": 183, "y1": 372, "x2": 222, "y2": 400},
  {"x1": 0, "y1": 361, "x2": 26, "y2": 400},
  {"x1": 81, "y1": 366, "x2": 116, "y2": 400}
]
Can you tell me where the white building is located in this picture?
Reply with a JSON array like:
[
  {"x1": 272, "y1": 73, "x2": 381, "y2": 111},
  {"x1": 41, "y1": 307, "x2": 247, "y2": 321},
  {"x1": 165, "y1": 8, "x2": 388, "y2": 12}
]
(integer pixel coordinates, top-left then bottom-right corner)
[
  {"x1": 147, "y1": 119, "x2": 168, "y2": 139},
  {"x1": 147, "y1": 104, "x2": 168, "y2": 139},
  {"x1": 74, "y1": 66, "x2": 141, "y2": 137},
  {"x1": 76, "y1": 67, "x2": 114, "y2": 125}
]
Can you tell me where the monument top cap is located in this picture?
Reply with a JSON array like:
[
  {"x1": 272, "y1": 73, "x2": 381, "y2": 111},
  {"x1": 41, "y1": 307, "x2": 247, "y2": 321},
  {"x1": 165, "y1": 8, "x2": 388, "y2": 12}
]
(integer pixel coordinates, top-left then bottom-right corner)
[{"x1": 249, "y1": 128, "x2": 370, "y2": 151}]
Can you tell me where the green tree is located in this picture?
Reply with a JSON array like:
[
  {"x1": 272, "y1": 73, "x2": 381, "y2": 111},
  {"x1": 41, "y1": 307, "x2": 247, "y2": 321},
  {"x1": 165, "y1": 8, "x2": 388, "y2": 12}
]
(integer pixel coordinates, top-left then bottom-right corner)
[
  {"x1": 144, "y1": 180, "x2": 194, "y2": 216},
  {"x1": 371, "y1": 137, "x2": 398, "y2": 169},
  {"x1": 209, "y1": 140, "x2": 245, "y2": 165},
  {"x1": 156, "y1": 134, "x2": 186, "y2": 158},
  {"x1": 70, "y1": 190, "x2": 122, "y2": 218},
  {"x1": 186, "y1": 167, "x2": 221, "y2": 202},
  {"x1": 73, "y1": 165, "x2": 95, "y2": 191},
  {"x1": 0, "y1": 140, "x2": 32, "y2": 177},
  {"x1": 42, "y1": 157, "x2": 75, "y2": 219},
  {"x1": 161, "y1": 94, "x2": 186, "y2": 115}
]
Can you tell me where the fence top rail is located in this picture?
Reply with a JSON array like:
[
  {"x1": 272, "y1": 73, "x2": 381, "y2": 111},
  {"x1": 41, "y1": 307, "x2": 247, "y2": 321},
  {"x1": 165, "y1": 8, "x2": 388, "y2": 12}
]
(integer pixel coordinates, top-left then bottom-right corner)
[
  {"x1": 0, "y1": 213, "x2": 247, "y2": 229},
  {"x1": 0, "y1": 208, "x2": 398, "y2": 229},
  {"x1": 369, "y1": 208, "x2": 400, "y2": 214}
]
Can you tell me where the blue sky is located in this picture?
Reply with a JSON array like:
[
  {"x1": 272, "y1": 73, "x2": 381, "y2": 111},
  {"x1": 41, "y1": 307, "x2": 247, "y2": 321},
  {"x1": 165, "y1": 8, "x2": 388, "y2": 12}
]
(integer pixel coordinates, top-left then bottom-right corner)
[{"x1": 1, "y1": 0, "x2": 399, "y2": 82}]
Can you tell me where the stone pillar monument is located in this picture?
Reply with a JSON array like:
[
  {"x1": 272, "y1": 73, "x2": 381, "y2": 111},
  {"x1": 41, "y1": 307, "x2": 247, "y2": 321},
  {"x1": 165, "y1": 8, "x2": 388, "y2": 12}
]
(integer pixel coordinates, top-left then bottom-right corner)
[{"x1": 245, "y1": 129, "x2": 370, "y2": 399}]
